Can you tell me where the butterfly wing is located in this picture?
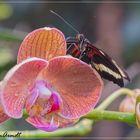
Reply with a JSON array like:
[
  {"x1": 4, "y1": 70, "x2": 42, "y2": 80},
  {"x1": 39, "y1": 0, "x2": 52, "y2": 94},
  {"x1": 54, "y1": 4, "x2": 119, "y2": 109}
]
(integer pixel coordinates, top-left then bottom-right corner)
[
  {"x1": 86, "y1": 43, "x2": 130, "y2": 87},
  {"x1": 66, "y1": 36, "x2": 130, "y2": 87}
]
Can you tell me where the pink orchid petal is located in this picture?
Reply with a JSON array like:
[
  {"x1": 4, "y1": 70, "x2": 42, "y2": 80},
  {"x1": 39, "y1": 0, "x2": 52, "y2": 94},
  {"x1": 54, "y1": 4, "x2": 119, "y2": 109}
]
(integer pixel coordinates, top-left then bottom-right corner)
[
  {"x1": 37, "y1": 56, "x2": 103, "y2": 119},
  {"x1": 17, "y1": 27, "x2": 66, "y2": 63},
  {"x1": 1, "y1": 58, "x2": 48, "y2": 118},
  {"x1": 26, "y1": 114, "x2": 78, "y2": 131}
]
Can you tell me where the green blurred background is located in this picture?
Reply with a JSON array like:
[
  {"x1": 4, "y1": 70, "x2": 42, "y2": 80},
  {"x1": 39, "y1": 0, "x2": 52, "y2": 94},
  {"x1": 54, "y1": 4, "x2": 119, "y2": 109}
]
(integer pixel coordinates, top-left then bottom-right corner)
[{"x1": 0, "y1": 1, "x2": 140, "y2": 139}]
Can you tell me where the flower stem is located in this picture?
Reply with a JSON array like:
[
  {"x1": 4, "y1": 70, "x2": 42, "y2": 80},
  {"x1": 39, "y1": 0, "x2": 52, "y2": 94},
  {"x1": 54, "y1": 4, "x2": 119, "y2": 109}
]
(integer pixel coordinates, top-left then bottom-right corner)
[
  {"x1": 96, "y1": 88, "x2": 134, "y2": 110},
  {"x1": 84, "y1": 88, "x2": 135, "y2": 126},
  {"x1": 85, "y1": 110, "x2": 136, "y2": 125},
  {"x1": 7, "y1": 110, "x2": 136, "y2": 138},
  {"x1": 0, "y1": 119, "x2": 93, "y2": 139}
]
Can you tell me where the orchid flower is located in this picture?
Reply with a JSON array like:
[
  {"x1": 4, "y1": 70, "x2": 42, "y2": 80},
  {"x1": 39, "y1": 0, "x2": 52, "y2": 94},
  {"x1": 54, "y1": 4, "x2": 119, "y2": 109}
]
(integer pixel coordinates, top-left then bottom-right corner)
[{"x1": 0, "y1": 27, "x2": 103, "y2": 131}]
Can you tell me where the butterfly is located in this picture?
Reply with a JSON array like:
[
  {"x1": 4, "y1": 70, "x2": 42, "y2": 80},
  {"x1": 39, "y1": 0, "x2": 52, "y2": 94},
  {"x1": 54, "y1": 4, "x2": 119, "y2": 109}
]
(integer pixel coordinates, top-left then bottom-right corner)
[
  {"x1": 66, "y1": 34, "x2": 130, "y2": 87},
  {"x1": 50, "y1": 10, "x2": 130, "y2": 87}
]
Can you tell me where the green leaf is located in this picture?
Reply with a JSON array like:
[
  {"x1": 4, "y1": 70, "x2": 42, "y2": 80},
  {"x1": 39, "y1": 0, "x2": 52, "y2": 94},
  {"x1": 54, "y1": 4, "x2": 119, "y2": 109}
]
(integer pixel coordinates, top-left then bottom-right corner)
[{"x1": 0, "y1": 4, "x2": 13, "y2": 20}]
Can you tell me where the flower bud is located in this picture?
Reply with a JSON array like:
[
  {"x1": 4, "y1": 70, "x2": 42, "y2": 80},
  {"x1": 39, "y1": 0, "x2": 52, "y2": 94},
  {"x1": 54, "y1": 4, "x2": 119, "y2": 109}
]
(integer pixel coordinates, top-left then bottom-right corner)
[
  {"x1": 134, "y1": 89, "x2": 140, "y2": 128},
  {"x1": 119, "y1": 96, "x2": 135, "y2": 113},
  {"x1": 119, "y1": 89, "x2": 140, "y2": 113}
]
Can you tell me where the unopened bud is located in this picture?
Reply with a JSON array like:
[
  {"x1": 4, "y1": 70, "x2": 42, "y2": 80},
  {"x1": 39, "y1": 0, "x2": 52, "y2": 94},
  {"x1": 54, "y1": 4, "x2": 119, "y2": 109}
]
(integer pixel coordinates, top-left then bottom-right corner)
[
  {"x1": 135, "y1": 89, "x2": 140, "y2": 128},
  {"x1": 119, "y1": 96, "x2": 135, "y2": 113},
  {"x1": 119, "y1": 89, "x2": 140, "y2": 113}
]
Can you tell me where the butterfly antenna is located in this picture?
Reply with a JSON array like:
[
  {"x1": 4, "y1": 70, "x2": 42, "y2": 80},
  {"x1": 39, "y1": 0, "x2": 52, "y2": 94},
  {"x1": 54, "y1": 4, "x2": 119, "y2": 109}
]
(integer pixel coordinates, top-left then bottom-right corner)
[{"x1": 50, "y1": 10, "x2": 79, "y2": 34}]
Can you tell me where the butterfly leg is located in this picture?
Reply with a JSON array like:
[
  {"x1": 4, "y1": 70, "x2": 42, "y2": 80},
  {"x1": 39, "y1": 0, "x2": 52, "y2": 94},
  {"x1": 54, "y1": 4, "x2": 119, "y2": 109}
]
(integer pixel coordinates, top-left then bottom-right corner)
[
  {"x1": 66, "y1": 37, "x2": 81, "y2": 58},
  {"x1": 67, "y1": 43, "x2": 76, "y2": 52},
  {"x1": 66, "y1": 37, "x2": 79, "y2": 52}
]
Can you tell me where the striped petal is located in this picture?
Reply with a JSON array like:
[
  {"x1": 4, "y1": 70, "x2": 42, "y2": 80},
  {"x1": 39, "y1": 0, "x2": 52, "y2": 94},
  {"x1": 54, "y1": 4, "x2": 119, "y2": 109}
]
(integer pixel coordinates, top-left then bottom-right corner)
[
  {"x1": 1, "y1": 58, "x2": 48, "y2": 118},
  {"x1": 37, "y1": 56, "x2": 103, "y2": 119},
  {"x1": 17, "y1": 27, "x2": 66, "y2": 63}
]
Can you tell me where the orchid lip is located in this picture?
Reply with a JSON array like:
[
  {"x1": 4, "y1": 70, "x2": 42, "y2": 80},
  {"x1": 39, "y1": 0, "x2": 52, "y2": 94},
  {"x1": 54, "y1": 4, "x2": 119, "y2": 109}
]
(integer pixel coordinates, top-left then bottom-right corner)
[
  {"x1": 47, "y1": 92, "x2": 63, "y2": 114},
  {"x1": 26, "y1": 116, "x2": 59, "y2": 132},
  {"x1": 26, "y1": 80, "x2": 63, "y2": 116}
]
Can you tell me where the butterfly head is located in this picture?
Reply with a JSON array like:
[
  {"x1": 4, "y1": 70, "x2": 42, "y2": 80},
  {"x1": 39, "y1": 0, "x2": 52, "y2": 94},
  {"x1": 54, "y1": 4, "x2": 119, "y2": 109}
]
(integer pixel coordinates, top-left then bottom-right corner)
[
  {"x1": 76, "y1": 34, "x2": 85, "y2": 41},
  {"x1": 76, "y1": 34, "x2": 88, "y2": 52}
]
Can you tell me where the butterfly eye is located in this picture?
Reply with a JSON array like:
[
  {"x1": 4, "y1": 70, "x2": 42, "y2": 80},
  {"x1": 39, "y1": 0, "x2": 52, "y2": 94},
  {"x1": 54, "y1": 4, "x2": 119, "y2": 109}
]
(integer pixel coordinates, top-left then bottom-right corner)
[
  {"x1": 85, "y1": 47, "x2": 90, "y2": 52},
  {"x1": 78, "y1": 34, "x2": 84, "y2": 42},
  {"x1": 83, "y1": 52, "x2": 86, "y2": 55},
  {"x1": 87, "y1": 48, "x2": 91, "y2": 51}
]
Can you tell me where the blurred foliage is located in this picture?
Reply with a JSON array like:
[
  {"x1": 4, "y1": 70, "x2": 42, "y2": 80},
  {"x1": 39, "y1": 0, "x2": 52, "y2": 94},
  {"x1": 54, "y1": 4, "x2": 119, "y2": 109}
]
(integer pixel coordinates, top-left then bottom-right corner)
[
  {"x1": 0, "y1": 4, "x2": 13, "y2": 20},
  {"x1": 0, "y1": 47, "x2": 16, "y2": 80},
  {"x1": 0, "y1": 48, "x2": 13, "y2": 67},
  {"x1": 0, "y1": 119, "x2": 15, "y2": 131},
  {"x1": 124, "y1": 45, "x2": 140, "y2": 65}
]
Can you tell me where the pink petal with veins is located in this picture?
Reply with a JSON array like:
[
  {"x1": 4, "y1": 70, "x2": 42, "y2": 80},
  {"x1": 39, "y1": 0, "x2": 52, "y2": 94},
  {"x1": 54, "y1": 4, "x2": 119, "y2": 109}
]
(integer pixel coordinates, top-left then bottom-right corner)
[
  {"x1": 37, "y1": 56, "x2": 103, "y2": 119},
  {"x1": 1, "y1": 58, "x2": 48, "y2": 118},
  {"x1": 17, "y1": 27, "x2": 66, "y2": 63}
]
